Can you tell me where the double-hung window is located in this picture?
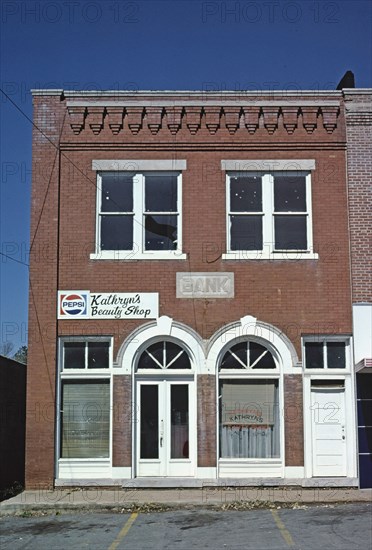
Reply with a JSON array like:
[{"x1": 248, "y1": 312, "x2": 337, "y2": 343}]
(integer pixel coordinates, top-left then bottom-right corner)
[
  {"x1": 223, "y1": 161, "x2": 317, "y2": 260},
  {"x1": 91, "y1": 160, "x2": 186, "y2": 260}
]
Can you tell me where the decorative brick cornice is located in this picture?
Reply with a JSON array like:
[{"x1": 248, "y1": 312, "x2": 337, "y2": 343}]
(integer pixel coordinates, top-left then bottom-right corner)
[
  {"x1": 204, "y1": 107, "x2": 221, "y2": 135},
  {"x1": 242, "y1": 106, "x2": 260, "y2": 134},
  {"x1": 87, "y1": 106, "x2": 105, "y2": 135},
  {"x1": 185, "y1": 107, "x2": 202, "y2": 135},
  {"x1": 321, "y1": 106, "x2": 339, "y2": 134},
  {"x1": 67, "y1": 106, "x2": 87, "y2": 134},
  {"x1": 166, "y1": 107, "x2": 183, "y2": 135},
  {"x1": 301, "y1": 107, "x2": 319, "y2": 134},
  {"x1": 145, "y1": 107, "x2": 163, "y2": 135},
  {"x1": 262, "y1": 106, "x2": 279, "y2": 134},
  {"x1": 106, "y1": 107, "x2": 124, "y2": 135},
  {"x1": 66, "y1": 100, "x2": 341, "y2": 136},
  {"x1": 281, "y1": 107, "x2": 299, "y2": 135},
  {"x1": 126, "y1": 107, "x2": 144, "y2": 135},
  {"x1": 224, "y1": 107, "x2": 241, "y2": 135}
]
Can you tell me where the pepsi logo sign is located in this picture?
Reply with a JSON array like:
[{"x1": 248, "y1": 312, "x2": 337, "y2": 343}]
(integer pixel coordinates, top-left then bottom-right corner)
[{"x1": 59, "y1": 292, "x2": 88, "y2": 317}]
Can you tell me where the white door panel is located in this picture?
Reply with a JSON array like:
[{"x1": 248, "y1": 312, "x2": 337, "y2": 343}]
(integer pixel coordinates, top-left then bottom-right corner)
[
  {"x1": 311, "y1": 387, "x2": 347, "y2": 477},
  {"x1": 136, "y1": 379, "x2": 195, "y2": 477}
]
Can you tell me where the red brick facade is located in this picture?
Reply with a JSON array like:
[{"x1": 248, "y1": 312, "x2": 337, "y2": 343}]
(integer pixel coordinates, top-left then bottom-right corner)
[
  {"x1": 344, "y1": 91, "x2": 372, "y2": 302},
  {"x1": 26, "y1": 90, "x2": 354, "y2": 488}
]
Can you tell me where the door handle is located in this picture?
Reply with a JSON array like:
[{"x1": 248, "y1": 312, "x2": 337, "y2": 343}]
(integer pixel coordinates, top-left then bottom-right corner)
[{"x1": 160, "y1": 436, "x2": 163, "y2": 447}]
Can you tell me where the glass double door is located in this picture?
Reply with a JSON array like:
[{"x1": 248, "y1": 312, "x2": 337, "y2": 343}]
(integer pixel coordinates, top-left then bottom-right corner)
[{"x1": 136, "y1": 378, "x2": 195, "y2": 477}]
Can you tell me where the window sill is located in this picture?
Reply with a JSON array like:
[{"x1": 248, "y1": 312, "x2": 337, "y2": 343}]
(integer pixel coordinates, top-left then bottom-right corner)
[
  {"x1": 90, "y1": 251, "x2": 187, "y2": 261},
  {"x1": 222, "y1": 251, "x2": 319, "y2": 261}
]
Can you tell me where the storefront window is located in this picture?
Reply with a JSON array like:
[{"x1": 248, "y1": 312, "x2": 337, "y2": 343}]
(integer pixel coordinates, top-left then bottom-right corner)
[{"x1": 219, "y1": 340, "x2": 280, "y2": 459}]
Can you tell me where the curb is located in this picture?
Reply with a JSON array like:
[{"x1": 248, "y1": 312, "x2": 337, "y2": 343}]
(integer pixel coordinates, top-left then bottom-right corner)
[{"x1": 1, "y1": 498, "x2": 372, "y2": 516}]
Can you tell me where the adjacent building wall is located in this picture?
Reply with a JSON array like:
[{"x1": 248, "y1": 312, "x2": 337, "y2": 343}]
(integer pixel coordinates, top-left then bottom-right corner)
[{"x1": 0, "y1": 356, "x2": 26, "y2": 490}]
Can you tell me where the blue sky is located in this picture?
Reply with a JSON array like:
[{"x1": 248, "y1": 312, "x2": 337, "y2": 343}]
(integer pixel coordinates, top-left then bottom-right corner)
[{"x1": 0, "y1": 0, "x2": 371, "y2": 352}]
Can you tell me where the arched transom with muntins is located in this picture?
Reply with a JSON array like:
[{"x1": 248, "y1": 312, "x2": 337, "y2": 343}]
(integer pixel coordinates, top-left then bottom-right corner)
[
  {"x1": 220, "y1": 341, "x2": 277, "y2": 370},
  {"x1": 137, "y1": 341, "x2": 192, "y2": 370}
]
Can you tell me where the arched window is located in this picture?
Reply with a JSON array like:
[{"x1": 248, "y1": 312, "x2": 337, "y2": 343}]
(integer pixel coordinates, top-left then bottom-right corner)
[
  {"x1": 137, "y1": 341, "x2": 191, "y2": 370},
  {"x1": 220, "y1": 341, "x2": 276, "y2": 369},
  {"x1": 219, "y1": 339, "x2": 280, "y2": 460}
]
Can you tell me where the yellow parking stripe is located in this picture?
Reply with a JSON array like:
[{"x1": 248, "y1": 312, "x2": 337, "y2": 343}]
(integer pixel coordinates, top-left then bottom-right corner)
[
  {"x1": 108, "y1": 512, "x2": 138, "y2": 550},
  {"x1": 271, "y1": 509, "x2": 295, "y2": 547}
]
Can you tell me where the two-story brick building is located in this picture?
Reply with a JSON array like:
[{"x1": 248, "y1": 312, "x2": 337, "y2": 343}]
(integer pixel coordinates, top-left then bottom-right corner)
[{"x1": 26, "y1": 89, "x2": 360, "y2": 488}]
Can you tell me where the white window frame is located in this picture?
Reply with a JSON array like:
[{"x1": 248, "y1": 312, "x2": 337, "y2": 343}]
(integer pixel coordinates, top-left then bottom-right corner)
[
  {"x1": 217, "y1": 339, "x2": 284, "y2": 478},
  {"x1": 56, "y1": 337, "x2": 114, "y2": 477},
  {"x1": 302, "y1": 335, "x2": 352, "y2": 373},
  {"x1": 61, "y1": 337, "x2": 112, "y2": 372},
  {"x1": 90, "y1": 163, "x2": 186, "y2": 260},
  {"x1": 223, "y1": 167, "x2": 318, "y2": 260},
  {"x1": 302, "y1": 335, "x2": 357, "y2": 479}
]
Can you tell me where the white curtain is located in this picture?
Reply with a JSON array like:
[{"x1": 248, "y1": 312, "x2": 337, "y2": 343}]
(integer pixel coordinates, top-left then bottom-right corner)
[{"x1": 220, "y1": 381, "x2": 280, "y2": 459}]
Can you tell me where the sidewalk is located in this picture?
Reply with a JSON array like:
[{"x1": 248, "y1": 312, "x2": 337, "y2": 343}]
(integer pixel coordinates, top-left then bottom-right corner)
[{"x1": 1, "y1": 486, "x2": 371, "y2": 515}]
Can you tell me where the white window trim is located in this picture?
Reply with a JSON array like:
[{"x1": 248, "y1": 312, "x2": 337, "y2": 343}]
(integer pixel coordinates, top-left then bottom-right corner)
[
  {"x1": 223, "y1": 169, "x2": 318, "y2": 260},
  {"x1": 60, "y1": 336, "x2": 113, "y2": 374},
  {"x1": 91, "y1": 168, "x2": 187, "y2": 261},
  {"x1": 302, "y1": 335, "x2": 352, "y2": 373},
  {"x1": 92, "y1": 159, "x2": 187, "y2": 171},
  {"x1": 56, "y1": 337, "x2": 114, "y2": 476},
  {"x1": 221, "y1": 159, "x2": 316, "y2": 171},
  {"x1": 216, "y1": 337, "x2": 284, "y2": 474}
]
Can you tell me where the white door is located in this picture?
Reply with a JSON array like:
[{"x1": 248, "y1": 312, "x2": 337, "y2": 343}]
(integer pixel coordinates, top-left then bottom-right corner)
[
  {"x1": 311, "y1": 386, "x2": 347, "y2": 476},
  {"x1": 136, "y1": 379, "x2": 195, "y2": 477}
]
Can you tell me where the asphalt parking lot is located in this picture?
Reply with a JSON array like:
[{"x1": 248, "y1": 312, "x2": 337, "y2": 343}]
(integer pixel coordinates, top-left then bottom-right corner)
[{"x1": 1, "y1": 503, "x2": 371, "y2": 549}]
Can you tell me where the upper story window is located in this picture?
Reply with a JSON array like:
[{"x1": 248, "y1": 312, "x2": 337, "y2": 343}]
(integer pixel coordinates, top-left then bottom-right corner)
[
  {"x1": 91, "y1": 160, "x2": 187, "y2": 260},
  {"x1": 303, "y1": 338, "x2": 350, "y2": 370},
  {"x1": 222, "y1": 161, "x2": 317, "y2": 260}
]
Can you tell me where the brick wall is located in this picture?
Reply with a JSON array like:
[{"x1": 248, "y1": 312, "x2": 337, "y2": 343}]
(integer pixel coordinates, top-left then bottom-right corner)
[
  {"x1": 197, "y1": 375, "x2": 217, "y2": 467},
  {"x1": 344, "y1": 91, "x2": 372, "y2": 302},
  {"x1": 112, "y1": 376, "x2": 132, "y2": 467},
  {"x1": 26, "y1": 95, "x2": 66, "y2": 488},
  {"x1": 284, "y1": 374, "x2": 304, "y2": 466}
]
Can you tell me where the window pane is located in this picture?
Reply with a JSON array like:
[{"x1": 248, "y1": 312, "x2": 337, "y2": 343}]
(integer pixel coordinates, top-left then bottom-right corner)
[
  {"x1": 166, "y1": 342, "x2": 191, "y2": 369},
  {"x1": 171, "y1": 385, "x2": 189, "y2": 458},
  {"x1": 61, "y1": 381, "x2": 110, "y2": 458},
  {"x1": 305, "y1": 343, "x2": 324, "y2": 368},
  {"x1": 230, "y1": 215, "x2": 263, "y2": 250},
  {"x1": 64, "y1": 342, "x2": 85, "y2": 369},
  {"x1": 145, "y1": 215, "x2": 177, "y2": 250},
  {"x1": 327, "y1": 342, "x2": 346, "y2": 368},
  {"x1": 88, "y1": 342, "x2": 109, "y2": 369},
  {"x1": 250, "y1": 342, "x2": 276, "y2": 369},
  {"x1": 138, "y1": 342, "x2": 164, "y2": 369},
  {"x1": 221, "y1": 342, "x2": 247, "y2": 369},
  {"x1": 145, "y1": 175, "x2": 177, "y2": 212},
  {"x1": 274, "y1": 176, "x2": 306, "y2": 212},
  {"x1": 100, "y1": 215, "x2": 133, "y2": 250},
  {"x1": 220, "y1": 380, "x2": 280, "y2": 458},
  {"x1": 101, "y1": 173, "x2": 133, "y2": 212},
  {"x1": 140, "y1": 385, "x2": 159, "y2": 459},
  {"x1": 274, "y1": 215, "x2": 307, "y2": 250},
  {"x1": 230, "y1": 176, "x2": 262, "y2": 212}
]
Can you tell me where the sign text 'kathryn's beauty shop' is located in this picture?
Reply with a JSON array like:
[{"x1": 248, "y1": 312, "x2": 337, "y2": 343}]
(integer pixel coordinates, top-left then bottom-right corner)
[{"x1": 58, "y1": 291, "x2": 159, "y2": 319}]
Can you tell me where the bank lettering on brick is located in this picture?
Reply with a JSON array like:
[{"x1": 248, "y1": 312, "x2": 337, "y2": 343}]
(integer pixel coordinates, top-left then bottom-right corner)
[{"x1": 176, "y1": 273, "x2": 234, "y2": 298}]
